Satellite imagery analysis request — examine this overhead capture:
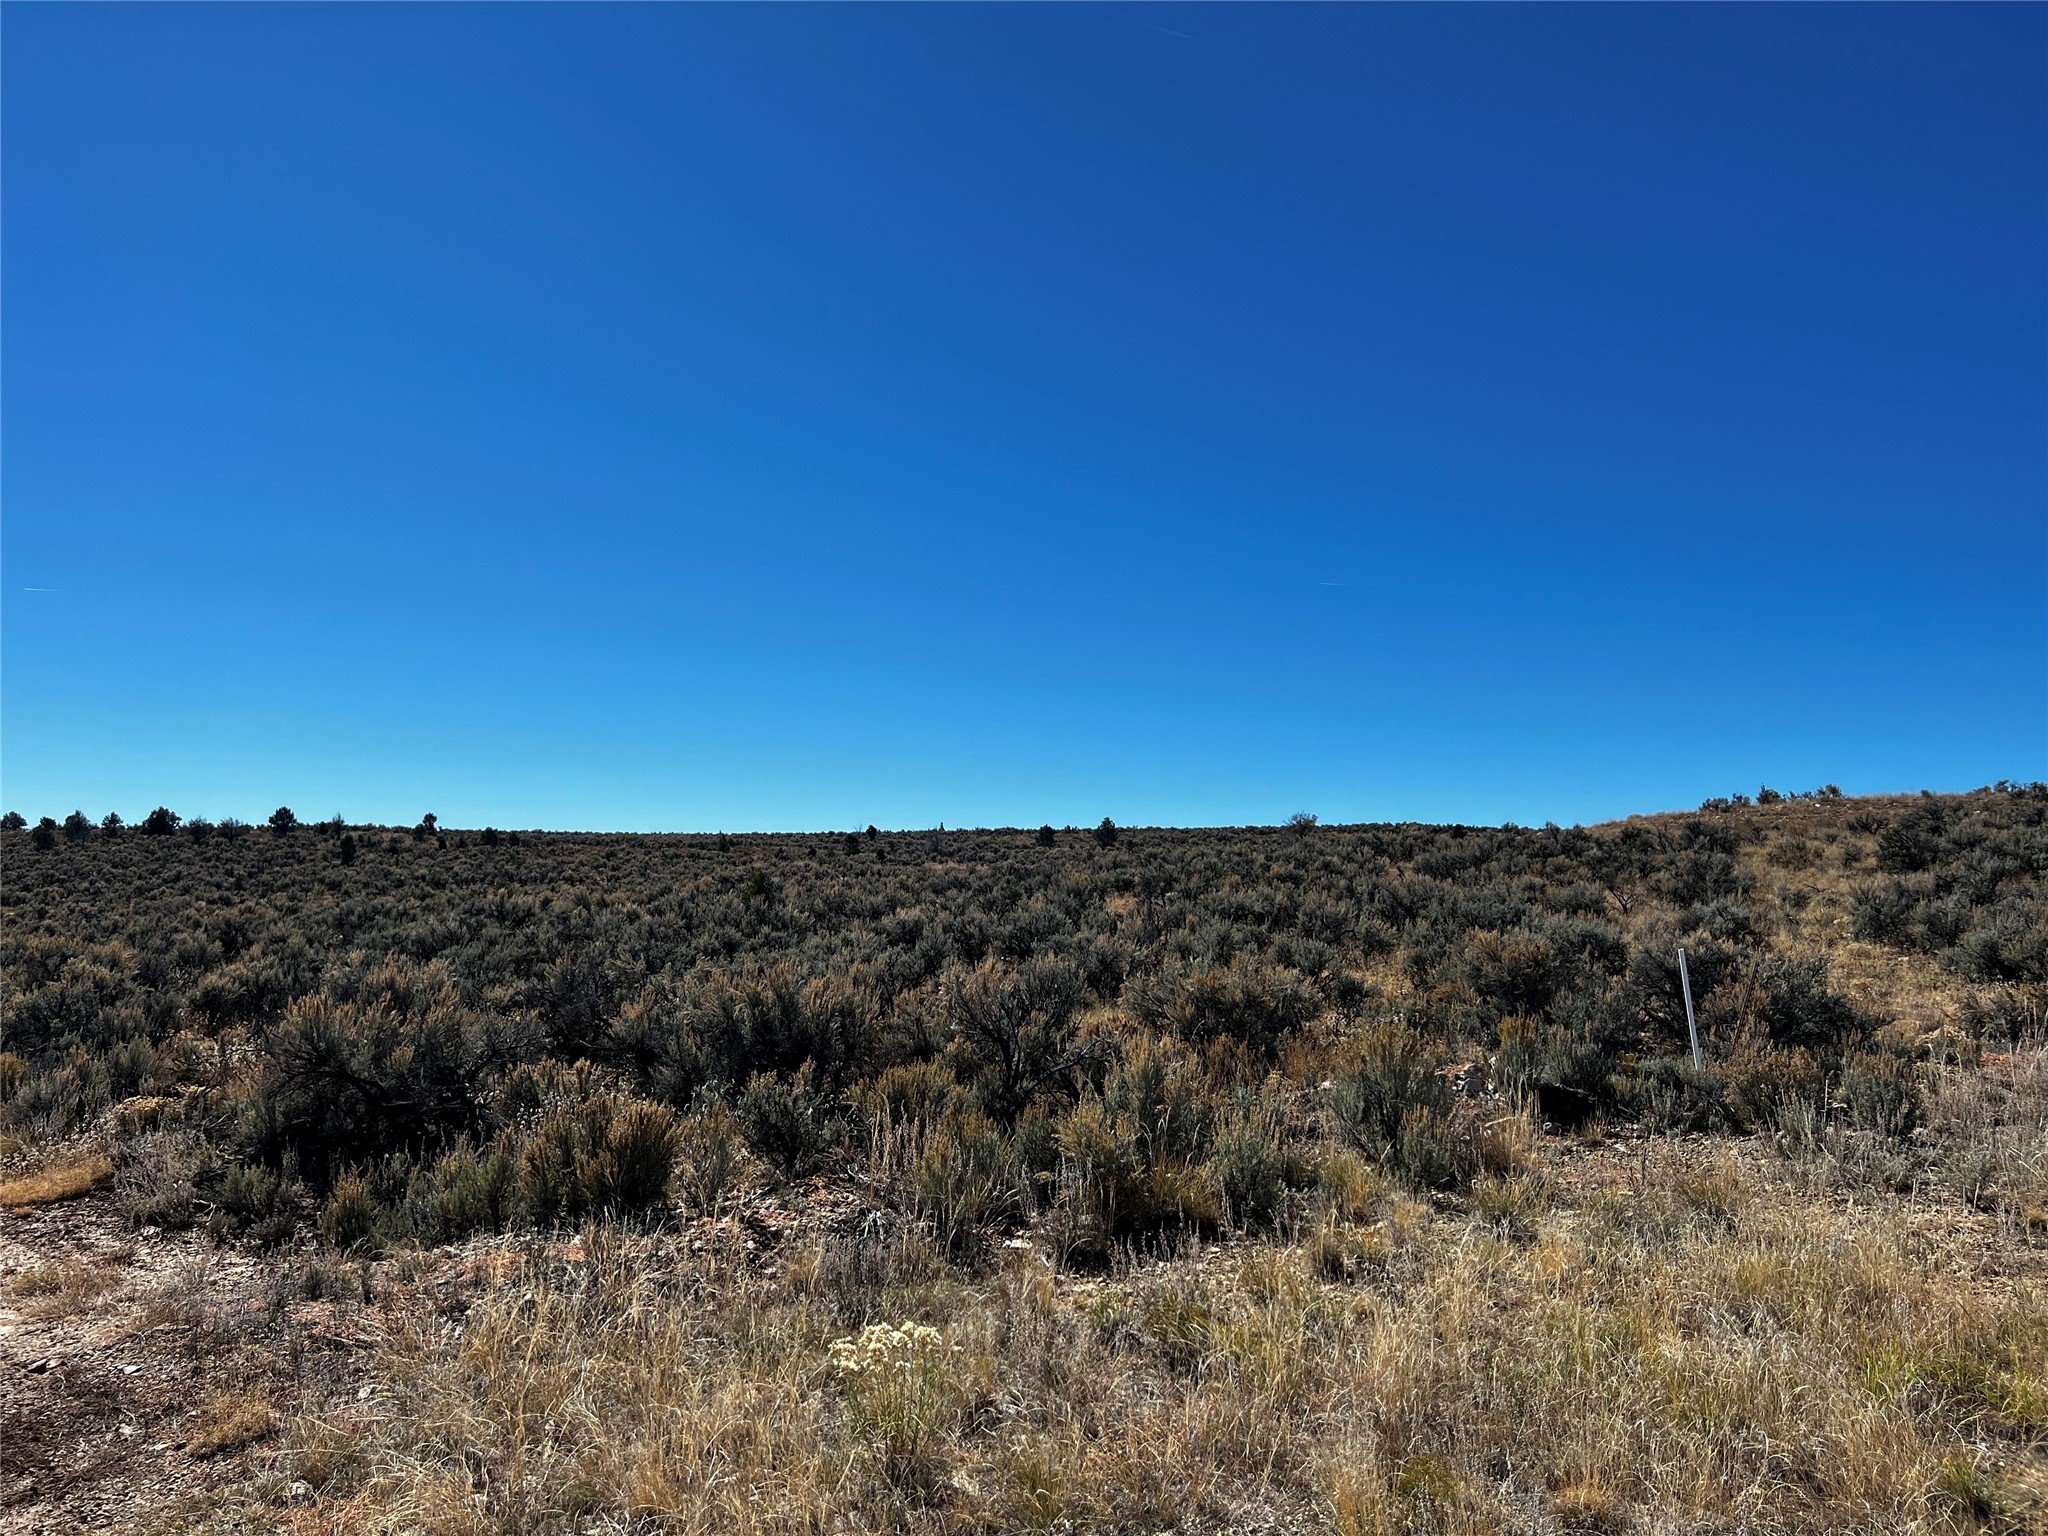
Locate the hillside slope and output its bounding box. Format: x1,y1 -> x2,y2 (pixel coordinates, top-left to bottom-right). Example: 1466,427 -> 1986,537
1,788 -> 2043,1532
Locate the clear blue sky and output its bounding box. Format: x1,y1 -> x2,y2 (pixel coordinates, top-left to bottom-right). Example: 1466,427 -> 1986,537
5,4 -> 2043,832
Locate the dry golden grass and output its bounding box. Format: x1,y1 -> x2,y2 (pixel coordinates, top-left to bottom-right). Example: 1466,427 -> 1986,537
187,1393 -> 280,1459
6,1254 -> 118,1319
0,1150 -> 112,1211
253,1135 -> 2044,1535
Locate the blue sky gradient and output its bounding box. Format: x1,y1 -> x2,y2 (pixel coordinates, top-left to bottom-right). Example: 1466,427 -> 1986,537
5,4 -> 2043,830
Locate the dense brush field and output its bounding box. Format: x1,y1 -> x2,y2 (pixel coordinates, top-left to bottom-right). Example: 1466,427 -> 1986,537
2,788 -> 2044,1533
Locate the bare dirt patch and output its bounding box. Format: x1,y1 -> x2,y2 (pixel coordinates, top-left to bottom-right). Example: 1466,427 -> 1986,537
0,1195 -> 366,1536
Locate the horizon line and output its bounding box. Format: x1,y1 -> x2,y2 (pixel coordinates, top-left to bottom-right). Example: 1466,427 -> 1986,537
11,782 -> 2040,841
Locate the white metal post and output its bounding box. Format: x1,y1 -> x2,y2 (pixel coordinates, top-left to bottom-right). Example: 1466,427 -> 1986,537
1678,947 -> 1703,1070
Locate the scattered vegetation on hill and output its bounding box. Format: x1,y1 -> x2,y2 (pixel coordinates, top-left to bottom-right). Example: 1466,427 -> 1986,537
2,786 -> 2044,1531
3,786 -> 2043,1251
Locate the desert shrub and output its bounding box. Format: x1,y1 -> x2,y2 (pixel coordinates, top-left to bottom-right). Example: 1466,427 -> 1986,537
109,1095 -> 173,1137
736,1064 -> 841,1181
318,1172 -> 384,1254
8,787 -> 2036,1295
209,1161 -> 298,1246
1129,954 -> 1318,1057
914,1110 -> 1015,1255
405,1139 -> 519,1241
1754,955 -> 1875,1053
1718,1041 -> 1827,1131
1658,847 -> 1752,907
851,1060 -> 965,1128
1008,1104 -> 1061,1188
1768,837 -> 1820,870
3,1061 -> 96,1136
103,1036 -> 165,1100
1055,1098 -> 1216,1255
1054,1037 -> 1218,1252
673,1102 -> 747,1215
1951,900 -> 2048,984
1460,927 -> 1582,1019
246,988 -> 493,1185
1389,1105 -> 1471,1190
1206,1089 -> 1289,1229
662,965 -> 877,1103
1840,1050 -> 1923,1139
946,958 -> 1096,1124
1493,1014 -> 1611,1104
1877,809 -> 1944,873
1843,799 -> 2045,984
1328,1020 -> 1449,1159
1328,1021 -> 1479,1189
498,1058 -> 600,1121
574,1095 -> 679,1218
519,1092 -> 679,1226
1051,1099 -> 1142,1253
1632,940 -> 1871,1060
1960,985 -> 2047,1041
1626,1054 -> 1724,1132
113,1130 -> 212,1229
1852,882 -> 1918,946
1099,1033 -> 1212,1171
1768,1090 -> 1834,1163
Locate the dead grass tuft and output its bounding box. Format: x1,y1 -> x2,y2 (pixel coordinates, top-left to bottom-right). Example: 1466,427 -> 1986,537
1550,1474 -> 1627,1532
186,1394 -> 279,1458
0,1151 -> 113,1210
6,1255 -> 118,1319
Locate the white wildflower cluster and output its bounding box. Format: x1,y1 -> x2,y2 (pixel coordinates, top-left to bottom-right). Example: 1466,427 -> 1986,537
827,1321 -> 953,1378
